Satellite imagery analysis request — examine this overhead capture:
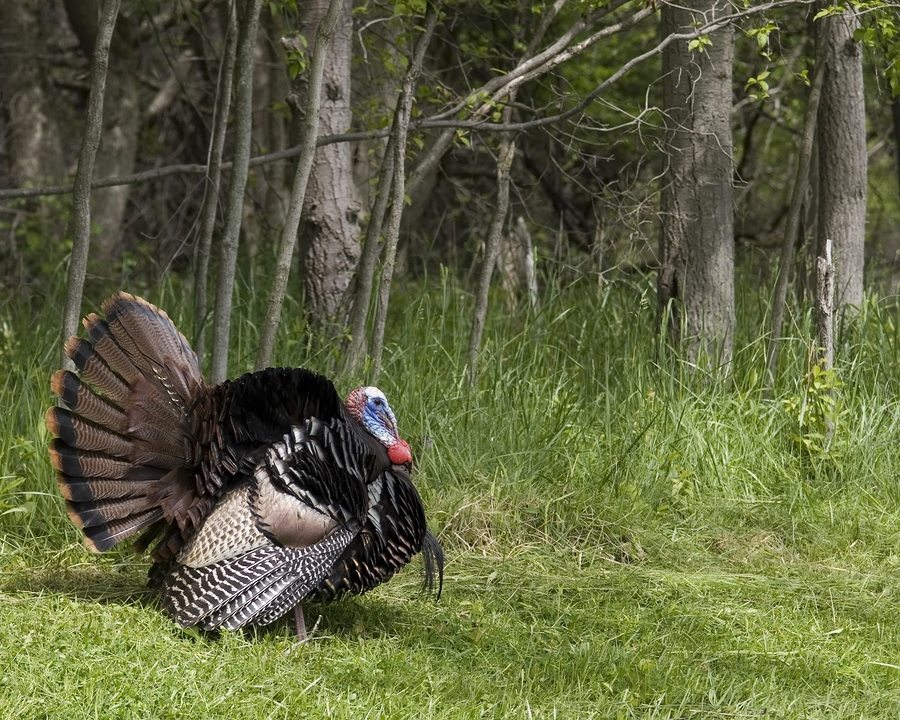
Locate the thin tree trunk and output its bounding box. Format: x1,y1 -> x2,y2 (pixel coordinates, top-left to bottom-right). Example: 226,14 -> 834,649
255,0 -> 344,371
194,2 -> 238,360
499,215 -> 538,310
765,63 -> 825,389
816,5 -> 866,311
467,135 -> 515,384
815,237 -> 835,447
657,0 -> 735,366
262,11 -> 291,237
465,0 -> 559,380
369,2 -> 442,382
517,216 -> 539,309
341,133 -> 395,375
210,0 -> 262,383
60,0 -> 121,369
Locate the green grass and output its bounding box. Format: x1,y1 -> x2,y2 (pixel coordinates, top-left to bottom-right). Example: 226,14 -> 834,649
1,274 -> 900,718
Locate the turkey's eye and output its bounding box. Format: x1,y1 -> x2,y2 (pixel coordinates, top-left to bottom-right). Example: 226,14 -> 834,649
372,397 -> 384,407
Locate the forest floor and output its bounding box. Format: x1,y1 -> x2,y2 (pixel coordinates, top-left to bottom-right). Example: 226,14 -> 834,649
1,278 -> 899,718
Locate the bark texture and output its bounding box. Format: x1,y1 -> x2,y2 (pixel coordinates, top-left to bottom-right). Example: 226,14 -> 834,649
0,2 -> 66,187
255,0 -> 344,371
468,135 -> 515,383
657,0 -> 735,365
816,238 -> 835,447
64,0 -> 140,267
817,8 -> 866,310
293,0 -> 361,328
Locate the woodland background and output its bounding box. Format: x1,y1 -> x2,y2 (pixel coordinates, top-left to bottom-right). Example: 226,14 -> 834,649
1,1 -> 900,718
0,0 -> 897,372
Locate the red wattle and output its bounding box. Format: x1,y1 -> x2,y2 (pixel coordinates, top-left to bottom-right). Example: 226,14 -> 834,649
388,439 -> 412,466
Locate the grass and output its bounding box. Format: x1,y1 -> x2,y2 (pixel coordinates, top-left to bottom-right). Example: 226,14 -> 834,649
1,273 -> 899,718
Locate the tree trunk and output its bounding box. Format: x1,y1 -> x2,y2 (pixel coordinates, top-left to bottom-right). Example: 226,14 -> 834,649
468,135 -> 515,383
657,0 -> 735,366
765,63 -> 825,389
193,2 -> 238,360
64,0 -> 140,268
0,2 -> 65,187
61,0 -> 121,369
255,0 -> 344,371
0,2 -> 67,288
369,2 -> 442,381
261,11 -> 291,238
893,98 -> 900,208
209,0 -> 263,383
340,134 -> 395,375
815,238 -> 835,448
293,0 -> 361,329
816,7 -> 866,311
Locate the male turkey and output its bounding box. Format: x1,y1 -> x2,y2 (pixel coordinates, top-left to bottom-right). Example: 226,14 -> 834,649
45,292 -> 442,637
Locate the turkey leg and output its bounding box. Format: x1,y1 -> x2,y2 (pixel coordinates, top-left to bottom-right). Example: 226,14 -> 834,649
293,602 -> 307,641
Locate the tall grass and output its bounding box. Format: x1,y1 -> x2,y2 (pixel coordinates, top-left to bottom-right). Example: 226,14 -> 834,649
1,274 -> 899,718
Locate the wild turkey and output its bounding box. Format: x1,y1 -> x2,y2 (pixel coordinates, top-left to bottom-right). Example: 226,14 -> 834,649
45,292 -> 442,637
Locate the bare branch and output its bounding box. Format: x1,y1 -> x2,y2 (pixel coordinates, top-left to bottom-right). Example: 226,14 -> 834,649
409,0 -> 567,195
428,0 -> 626,123
484,5 -> 655,109
431,0 -> 816,133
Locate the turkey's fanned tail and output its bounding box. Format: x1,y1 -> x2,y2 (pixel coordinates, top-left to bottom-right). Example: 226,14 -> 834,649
46,292 -> 205,554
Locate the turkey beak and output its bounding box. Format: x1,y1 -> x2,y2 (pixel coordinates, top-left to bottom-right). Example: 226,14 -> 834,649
379,408 -> 399,439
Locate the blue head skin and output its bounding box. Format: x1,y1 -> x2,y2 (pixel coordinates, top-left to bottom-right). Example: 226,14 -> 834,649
345,386 -> 412,465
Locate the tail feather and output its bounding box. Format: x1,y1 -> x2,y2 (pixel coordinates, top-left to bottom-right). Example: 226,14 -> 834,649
129,376 -> 185,427
45,407 -> 133,458
49,440 -> 141,479
71,496 -> 160,528
59,478 -> 152,502
51,370 -> 128,433
82,509 -> 166,552
65,337 -> 130,405
83,314 -> 143,385
102,293 -> 201,404
48,293 -> 206,556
